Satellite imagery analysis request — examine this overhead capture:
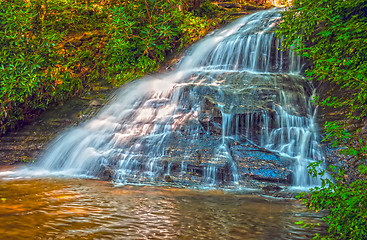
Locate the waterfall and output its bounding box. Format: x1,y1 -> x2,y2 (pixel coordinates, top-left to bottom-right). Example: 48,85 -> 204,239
267,0 -> 292,7
33,8 -> 323,188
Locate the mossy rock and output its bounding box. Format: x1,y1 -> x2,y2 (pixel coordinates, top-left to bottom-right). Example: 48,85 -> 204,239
218,2 -> 242,8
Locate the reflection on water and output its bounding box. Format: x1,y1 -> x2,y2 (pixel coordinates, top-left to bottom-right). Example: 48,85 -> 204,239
0,177 -> 324,239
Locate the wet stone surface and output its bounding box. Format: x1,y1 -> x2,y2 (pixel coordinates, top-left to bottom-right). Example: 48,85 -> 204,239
0,87 -> 115,165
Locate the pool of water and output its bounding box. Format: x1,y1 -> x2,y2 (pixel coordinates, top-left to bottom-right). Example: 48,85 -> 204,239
0,170 -> 324,239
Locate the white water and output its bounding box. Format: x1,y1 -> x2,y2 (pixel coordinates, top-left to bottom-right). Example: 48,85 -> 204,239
29,8 -> 323,188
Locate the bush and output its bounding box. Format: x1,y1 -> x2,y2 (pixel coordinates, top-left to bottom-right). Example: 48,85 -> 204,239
104,0 -> 221,85
0,0 -> 109,133
104,0 -> 183,85
0,0 -> 225,133
0,0 -> 56,132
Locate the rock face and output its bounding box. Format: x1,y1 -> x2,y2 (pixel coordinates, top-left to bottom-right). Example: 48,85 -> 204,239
114,71 -> 313,187
314,77 -> 367,183
33,9 -> 323,189
0,89 -> 113,166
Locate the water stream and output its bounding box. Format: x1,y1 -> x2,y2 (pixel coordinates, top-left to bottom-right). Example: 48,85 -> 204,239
24,8 -> 323,188
0,8 -> 328,239
0,176 -> 325,239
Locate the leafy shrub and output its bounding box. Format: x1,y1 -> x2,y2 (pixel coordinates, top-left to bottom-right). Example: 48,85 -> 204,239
0,0 -> 56,132
1,0 -> 224,133
104,0 -> 222,86
0,0 -> 109,133
104,1 -> 182,85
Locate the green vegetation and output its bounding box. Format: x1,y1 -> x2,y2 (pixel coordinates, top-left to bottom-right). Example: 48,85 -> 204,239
0,0 -> 228,134
278,0 -> 367,239
0,0 -> 109,133
105,0 -> 222,85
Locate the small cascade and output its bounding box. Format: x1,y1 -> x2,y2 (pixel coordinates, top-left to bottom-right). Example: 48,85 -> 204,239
32,8 -> 324,189
200,11 -> 301,73
221,112 -> 233,145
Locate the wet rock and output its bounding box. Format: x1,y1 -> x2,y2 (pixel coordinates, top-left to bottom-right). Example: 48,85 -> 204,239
229,12 -> 248,16
0,87 -> 114,165
243,3 -> 266,10
89,99 -> 103,107
231,144 -> 293,183
251,169 -> 292,184
262,185 -> 282,192
218,2 -> 242,8
99,165 -> 115,181
164,175 -> 174,182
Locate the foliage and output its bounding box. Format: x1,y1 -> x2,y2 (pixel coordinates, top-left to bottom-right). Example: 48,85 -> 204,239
104,0 -> 222,85
0,0 -> 57,133
193,0 -> 221,18
0,0 -> 227,133
104,0 -> 182,84
296,162 -> 367,239
277,0 -> 367,239
1,0 -> 110,134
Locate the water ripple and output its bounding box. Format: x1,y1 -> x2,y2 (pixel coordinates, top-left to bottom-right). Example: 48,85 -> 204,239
0,178 -> 325,239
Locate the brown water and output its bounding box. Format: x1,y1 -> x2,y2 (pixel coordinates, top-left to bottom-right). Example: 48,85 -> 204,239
0,175 -> 324,240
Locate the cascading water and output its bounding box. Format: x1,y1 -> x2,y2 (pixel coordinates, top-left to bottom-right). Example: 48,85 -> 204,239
32,8 -> 324,188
